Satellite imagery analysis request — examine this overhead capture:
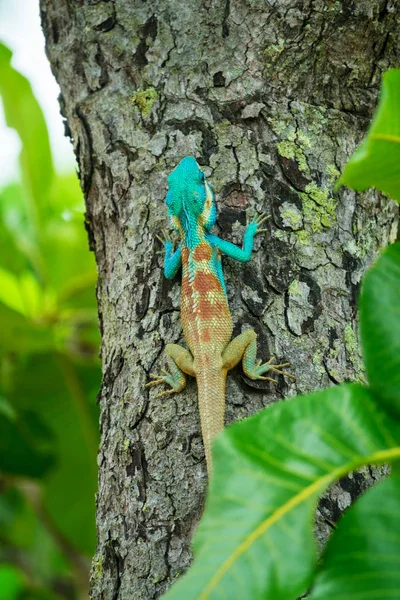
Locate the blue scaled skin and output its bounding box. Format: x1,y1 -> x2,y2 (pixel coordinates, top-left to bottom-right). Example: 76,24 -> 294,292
163,156 -> 264,283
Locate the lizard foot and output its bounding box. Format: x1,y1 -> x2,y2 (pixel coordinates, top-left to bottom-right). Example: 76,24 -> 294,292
246,212 -> 271,235
145,369 -> 185,398
246,356 -> 296,384
155,230 -> 179,254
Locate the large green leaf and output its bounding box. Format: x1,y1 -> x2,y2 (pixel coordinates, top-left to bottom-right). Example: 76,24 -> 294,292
163,385 -> 400,600
309,473 -> 400,599
0,43 -> 54,226
360,243 -> 400,418
338,69 -> 400,202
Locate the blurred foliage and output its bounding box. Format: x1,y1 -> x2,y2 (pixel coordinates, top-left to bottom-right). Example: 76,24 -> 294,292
0,42 -> 100,599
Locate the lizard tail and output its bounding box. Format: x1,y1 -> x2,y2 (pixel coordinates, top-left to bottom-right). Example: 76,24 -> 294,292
196,369 -> 227,474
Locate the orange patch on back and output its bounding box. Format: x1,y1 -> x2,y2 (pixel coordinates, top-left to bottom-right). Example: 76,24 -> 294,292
198,297 -> 227,319
201,327 -> 211,342
194,271 -> 221,293
182,247 -> 189,262
193,243 -> 212,262
181,273 -> 192,295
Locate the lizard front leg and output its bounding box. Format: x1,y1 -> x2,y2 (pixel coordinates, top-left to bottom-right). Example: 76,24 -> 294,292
207,213 -> 270,262
222,329 -> 295,384
146,343 -> 194,397
155,230 -> 182,279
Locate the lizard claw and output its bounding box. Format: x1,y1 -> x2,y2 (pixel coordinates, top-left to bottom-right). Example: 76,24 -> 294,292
254,212 -> 271,235
247,356 -> 296,383
156,229 -> 179,251
257,376 -> 278,384
254,213 -> 271,226
266,358 -> 296,381
246,212 -> 271,230
145,376 -> 166,387
156,389 -> 176,398
145,368 -> 185,397
155,230 -> 171,245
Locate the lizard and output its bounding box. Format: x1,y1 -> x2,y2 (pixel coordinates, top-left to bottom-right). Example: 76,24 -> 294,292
147,156 -> 295,473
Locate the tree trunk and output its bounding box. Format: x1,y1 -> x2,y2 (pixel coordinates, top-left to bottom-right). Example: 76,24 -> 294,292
40,1 -> 398,598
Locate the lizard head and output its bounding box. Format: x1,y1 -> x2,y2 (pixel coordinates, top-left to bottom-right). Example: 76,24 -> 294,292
166,156 -> 216,238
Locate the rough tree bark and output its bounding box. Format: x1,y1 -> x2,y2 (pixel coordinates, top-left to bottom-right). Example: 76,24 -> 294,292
40,1 -> 398,598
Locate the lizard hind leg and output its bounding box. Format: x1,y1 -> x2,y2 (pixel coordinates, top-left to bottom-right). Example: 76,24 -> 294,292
146,343 -> 194,398
222,329 -> 295,384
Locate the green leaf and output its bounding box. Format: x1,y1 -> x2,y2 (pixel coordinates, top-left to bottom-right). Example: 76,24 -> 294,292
309,473 -> 400,599
360,243 -> 400,418
50,171 -> 83,212
0,43 -> 54,226
11,353 -> 100,554
38,173 -> 98,305
0,394 -> 17,420
0,267 -> 27,314
0,565 -> 25,600
163,385 -> 400,600
0,485 -> 70,587
0,404 -> 55,478
42,216 -> 97,297
0,185 -> 31,275
0,303 -> 55,354
0,267 -> 44,318
338,69 -> 400,202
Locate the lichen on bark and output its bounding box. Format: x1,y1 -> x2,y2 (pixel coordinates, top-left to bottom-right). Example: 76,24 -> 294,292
40,0 -> 399,598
